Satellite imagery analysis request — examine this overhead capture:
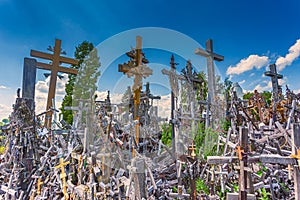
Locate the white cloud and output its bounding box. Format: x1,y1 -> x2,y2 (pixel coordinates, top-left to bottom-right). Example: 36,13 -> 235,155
239,80 -> 246,85
95,91 -> 123,104
226,55 -> 269,75
253,81 -> 272,92
0,103 -> 12,120
0,85 -> 7,89
276,39 -> 300,71
35,74 -> 68,115
156,94 -> 171,119
253,77 -> 286,92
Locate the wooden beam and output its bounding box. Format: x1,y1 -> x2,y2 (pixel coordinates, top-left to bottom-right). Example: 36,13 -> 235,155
30,50 -> 53,60
36,62 -> 78,75
259,154 -> 297,165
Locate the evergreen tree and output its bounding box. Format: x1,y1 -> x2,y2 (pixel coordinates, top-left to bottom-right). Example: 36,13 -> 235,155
61,41 -> 95,125
73,47 -> 101,101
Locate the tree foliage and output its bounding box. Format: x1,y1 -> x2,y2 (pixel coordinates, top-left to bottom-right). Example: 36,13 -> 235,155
61,41 -> 95,125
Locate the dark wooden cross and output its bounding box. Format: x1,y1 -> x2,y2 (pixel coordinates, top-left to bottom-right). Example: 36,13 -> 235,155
264,64 -> 283,102
30,39 -> 78,128
195,39 -> 224,102
162,55 -> 185,156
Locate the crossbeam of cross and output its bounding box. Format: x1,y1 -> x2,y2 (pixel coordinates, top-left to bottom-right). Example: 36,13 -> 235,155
30,39 -> 78,128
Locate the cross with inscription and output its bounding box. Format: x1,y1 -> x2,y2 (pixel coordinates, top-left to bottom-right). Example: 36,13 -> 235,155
30,39 -> 78,128
195,39 -> 224,102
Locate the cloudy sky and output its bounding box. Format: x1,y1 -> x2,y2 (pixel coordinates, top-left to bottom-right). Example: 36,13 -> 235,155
0,0 -> 299,120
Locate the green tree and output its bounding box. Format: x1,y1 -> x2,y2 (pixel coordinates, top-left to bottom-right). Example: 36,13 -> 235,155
262,91 -> 272,106
243,92 -> 254,100
161,123 -> 172,147
73,47 -> 101,101
61,41 -> 95,125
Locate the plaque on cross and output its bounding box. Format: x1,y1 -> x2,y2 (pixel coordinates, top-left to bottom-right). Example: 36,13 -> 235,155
30,39 -> 78,129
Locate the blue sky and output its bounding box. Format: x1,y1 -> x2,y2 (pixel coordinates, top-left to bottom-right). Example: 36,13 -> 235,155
0,0 -> 299,119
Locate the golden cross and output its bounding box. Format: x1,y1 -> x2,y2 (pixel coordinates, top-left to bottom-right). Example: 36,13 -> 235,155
55,158 -> 70,199
30,39 -> 78,129
235,146 -> 244,160
37,178 -> 43,195
188,141 -> 197,159
290,149 -> 300,169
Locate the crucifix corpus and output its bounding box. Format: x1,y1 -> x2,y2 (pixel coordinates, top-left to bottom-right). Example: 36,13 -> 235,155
118,36 -> 152,157
195,39 -> 224,103
30,39 -> 78,129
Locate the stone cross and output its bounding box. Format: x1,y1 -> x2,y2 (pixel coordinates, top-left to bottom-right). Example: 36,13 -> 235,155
195,39 -> 224,102
30,39 -> 78,128
264,64 -> 283,102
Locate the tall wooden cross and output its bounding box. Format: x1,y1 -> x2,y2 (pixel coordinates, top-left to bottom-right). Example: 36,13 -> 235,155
30,39 -> 78,128
264,64 -> 283,102
195,39 -> 224,102
118,36 -> 152,157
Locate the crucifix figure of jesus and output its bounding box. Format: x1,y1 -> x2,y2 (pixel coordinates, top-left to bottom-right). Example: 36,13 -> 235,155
30,39 -> 78,128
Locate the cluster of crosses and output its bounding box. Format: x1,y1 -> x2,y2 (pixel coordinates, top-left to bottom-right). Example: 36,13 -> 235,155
2,34 -> 300,200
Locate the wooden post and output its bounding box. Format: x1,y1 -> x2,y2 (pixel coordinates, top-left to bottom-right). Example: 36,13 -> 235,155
195,39 -> 224,102
292,123 -> 300,200
239,126 -> 248,200
30,39 -> 78,128
22,58 -> 37,99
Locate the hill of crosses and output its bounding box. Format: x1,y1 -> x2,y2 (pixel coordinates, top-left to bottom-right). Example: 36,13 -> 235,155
1,37 -> 300,200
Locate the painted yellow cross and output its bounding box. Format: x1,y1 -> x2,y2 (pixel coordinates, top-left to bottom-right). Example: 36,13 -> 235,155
235,146 -> 244,160
55,158 -> 70,200
290,149 -> 300,169
37,178 -> 43,195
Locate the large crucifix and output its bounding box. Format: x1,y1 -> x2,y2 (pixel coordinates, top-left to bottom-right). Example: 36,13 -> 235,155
195,39 -> 224,102
118,36 -> 152,157
30,39 -> 78,128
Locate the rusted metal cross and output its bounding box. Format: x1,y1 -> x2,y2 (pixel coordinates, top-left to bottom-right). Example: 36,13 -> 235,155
30,39 -> 78,129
